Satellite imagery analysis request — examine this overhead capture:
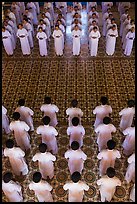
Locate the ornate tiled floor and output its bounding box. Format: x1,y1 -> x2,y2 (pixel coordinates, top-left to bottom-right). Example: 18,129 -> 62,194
2,4 -> 135,202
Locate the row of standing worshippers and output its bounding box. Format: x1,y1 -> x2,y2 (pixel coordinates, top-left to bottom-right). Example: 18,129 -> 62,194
2,2 -> 135,57
2,96 -> 135,202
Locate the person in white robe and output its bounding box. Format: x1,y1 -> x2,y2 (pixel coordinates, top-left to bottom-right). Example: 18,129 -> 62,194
93,96 -> 112,128
71,19 -> 82,31
36,116 -> 58,154
88,20 -> 99,33
97,139 -> 121,176
17,24 -> 31,55
119,99 -> 135,131
88,13 -> 99,26
73,2 -> 83,11
125,153 -> 135,183
87,2 -> 97,13
10,112 -> 31,152
63,171 -> 89,202
4,139 -> 29,176
71,6 -> 81,17
118,2 -> 131,16
106,18 -> 118,32
29,172 -> 53,202
26,2 -> 38,25
11,2 -> 22,25
2,172 -> 23,202
88,7 -> 99,19
67,117 -> 85,147
119,9 -> 129,37
73,13 -> 82,24
102,2 -> 113,14
5,16 -> 17,40
2,27 -> 14,56
34,2 -> 40,14
56,13 -> 66,27
95,117 -> 116,151
97,167 -> 121,202
102,8 -> 112,36
23,18 -> 34,49
65,141 -> 87,175
16,2 -> 25,15
44,8 -> 52,26
2,105 -> 11,134
72,25 -> 82,56
130,184 -> 135,202
122,20 -> 135,49
6,9 -> 17,25
44,2 -> 54,27
106,25 -> 118,55
23,8 -> 34,36
121,15 -> 131,43
36,27 -> 48,56
15,98 -> 34,131
41,13 -> 51,41
57,19 -> 65,49
3,21 -> 16,50
56,2 -> 68,19
40,96 -> 59,127
89,26 -> 101,56
124,27 -> 135,56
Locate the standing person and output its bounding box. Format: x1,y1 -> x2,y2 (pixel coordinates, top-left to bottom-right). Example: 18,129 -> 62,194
2,27 -> 14,56
63,171 -> 89,202
29,172 -> 53,202
2,105 -> 11,134
57,19 -> 65,49
97,167 -> 121,202
36,27 -> 48,56
3,139 -> 29,176
15,99 -> 34,131
23,18 -> 34,49
34,2 -> 40,15
119,99 -> 135,131
97,139 -> 121,176
106,25 -> 118,56
89,26 -> 101,56
67,117 -> 85,147
2,172 -> 23,202
36,116 -> 58,154
72,25 -> 82,56
52,24 -> 64,56
23,8 -> 34,36
11,2 -> 22,25
9,112 -> 31,152
95,117 -> 116,151
26,2 -> 38,25
6,9 -> 17,25
93,96 -> 112,129
64,141 -> 87,175
32,143 -> 56,179
40,96 -> 59,127
125,153 -> 135,183
102,8 -> 112,37
124,27 -> 135,56
119,9 -> 129,37
16,23 -> 31,55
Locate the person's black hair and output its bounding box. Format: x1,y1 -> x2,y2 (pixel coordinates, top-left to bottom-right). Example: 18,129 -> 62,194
3,172 -> 13,183
106,167 -> 115,178
130,19 -> 134,24
44,96 -> 51,104
112,24 -> 116,28
2,26 -> 5,30
71,171 -> 81,183
40,19 -> 44,23
111,18 -> 115,22
74,6 -> 78,9
23,18 -> 28,22
42,116 -> 50,125
127,99 -> 135,107
92,12 -> 96,16
6,139 -> 14,148
71,141 -> 79,150
33,172 -> 42,183
92,20 -> 96,23
107,139 -> 116,150
18,98 -> 25,106
38,26 -> 43,30
71,99 -> 78,107
39,143 -> 47,153
12,112 -> 20,120
72,117 -> 79,126
91,6 -> 96,9
100,96 -> 108,105
103,116 -> 111,124
125,9 -> 129,13
93,26 -> 98,30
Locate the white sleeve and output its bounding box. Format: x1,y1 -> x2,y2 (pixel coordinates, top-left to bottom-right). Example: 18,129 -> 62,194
27,107 -> 34,116
115,150 -> 121,159
93,107 -> 97,114
2,106 -> 7,114
97,179 -> 102,186
67,127 -> 71,135
36,126 -> 41,134
32,154 -> 39,162
44,182 -> 53,191
9,122 -> 14,131
81,152 -> 87,160
81,183 -> 89,191
24,122 -> 30,131
64,150 -> 70,159
53,128 -> 58,136
97,152 -> 103,160
63,183 -> 70,191
128,154 -> 135,164
50,154 -> 56,161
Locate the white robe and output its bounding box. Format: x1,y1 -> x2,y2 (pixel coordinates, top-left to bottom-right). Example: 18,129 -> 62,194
26,2 -> 38,25
130,184 -> 135,202
63,181 -> 89,202
106,28 -> 118,55
102,12 -> 112,36
120,13 -> 128,37
17,2 -> 25,15
66,107 -> 83,126
32,152 -> 56,179
93,105 -> 112,128
36,125 -> 58,154
4,147 -> 28,176
97,175 -> 121,202
89,30 -> 101,56
40,104 -> 59,127
72,29 -> 82,55
2,180 -> 23,202
5,25 -> 16,50
2,105 -> 11,134
87,2 -> 97,13
34,2 -> 40,14
67,125 -> 85,147
52,30 -> 64,56
95,124 -> 116,151
23,22 -> 34,48
11,3 -> 22,25
121,20 -> 131,43
8,11 -> 16,25
44,2 -> 54,26
36,31 -> 48,56
124,31 -> 135,56
29,181 -> 53,202
102,2 -> 113,13
97,149 -> 121,176
122,127 -> 135,156
10,120 -> 31,152
65,149 -> 87,174
119,107 -> 135,131
16,28 -> 31,55
125,153 -> 135,183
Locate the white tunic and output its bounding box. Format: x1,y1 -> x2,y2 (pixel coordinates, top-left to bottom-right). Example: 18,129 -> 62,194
72,29 -> 82,55
32,152 -> 56,179
2,105 -> 11,134
52,30 -> 64,56
34,2 -> 40,14
29,181 -> 53,202
97,175 -> 121,202
119,107 -> 135,131
124,31 -> 135,56
10,120 -> 31,151
23,22 -> 34,48
122,127 -> 135,156
66,107 -> 83,126
26,2 -> 38,25
5,25 -> 16,50
63,181 -> 89,202
8,11 -> 16,25
125,153 -> 135,183
97,149 -> 121,176
36,31 -> 48,56
102,12 -> 112,36
11,3 -> 22,25
89,30 -> 101,56
120,13 -> 128,37
95,124 -> 116,151
106,28 -> 118,55
65,149 -> 87,174
2,180 -> 23,202
93,105 -> 112,128
15,106 -> 34,131
36,125 -> 58,154
17,28 -> 31,55
4,147 -> 28,176
130,184 -> 135,202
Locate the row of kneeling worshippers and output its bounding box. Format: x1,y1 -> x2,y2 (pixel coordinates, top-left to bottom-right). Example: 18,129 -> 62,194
2,2 -> 135,57
2,96 -> 135,202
